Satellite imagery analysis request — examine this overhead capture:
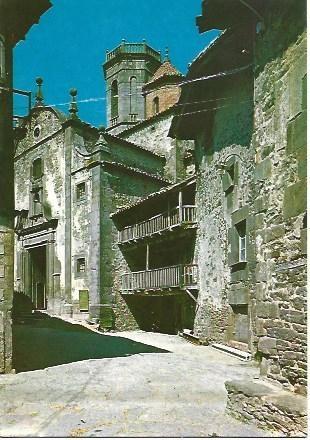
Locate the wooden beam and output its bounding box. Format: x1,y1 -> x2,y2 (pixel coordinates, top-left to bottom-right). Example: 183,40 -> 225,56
146,243 -> 150,271
178,191 -> 183,222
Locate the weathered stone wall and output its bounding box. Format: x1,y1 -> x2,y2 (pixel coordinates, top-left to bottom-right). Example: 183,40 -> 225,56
145,85 -> 181,119
106,136 -> 166,177
14,109 -> 68,316
120,112 -> 195,182
107,169 -> 165,330
252,5 -> 307,393
226,379 -> 307,436
70,166 -> 91,320
0,227 -> 13,373
193,1 -> 307,394
193,69 -> 255,345
0,21 -> 14,374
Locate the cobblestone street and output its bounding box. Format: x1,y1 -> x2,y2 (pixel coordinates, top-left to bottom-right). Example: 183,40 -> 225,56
0,330 -> 272,437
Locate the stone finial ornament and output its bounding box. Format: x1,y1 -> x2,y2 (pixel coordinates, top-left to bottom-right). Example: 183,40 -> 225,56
164,47 -> 170,62
35,77 -> 44,106
96,125 -> 110,154
69,88 -> 78,119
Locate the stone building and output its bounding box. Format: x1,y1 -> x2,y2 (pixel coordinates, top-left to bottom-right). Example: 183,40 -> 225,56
169,0 -> 307,429
104,41 -> 194,182
143,50 -> 184,119
111,175 -> 198,334
0,0 -> 52,374
14,42 -> 194,331
14,85 -> 170,329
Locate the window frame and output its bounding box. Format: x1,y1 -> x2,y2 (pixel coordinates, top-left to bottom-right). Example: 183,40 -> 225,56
76,181 -> 86,202
32,157 -> 43,180
228,206 -> 249,271
111,80 -> 119,119
153,96 -> 159,115
76,257 -> 86,277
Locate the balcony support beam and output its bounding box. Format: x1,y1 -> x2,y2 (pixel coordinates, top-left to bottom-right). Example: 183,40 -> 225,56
178,191 -> 183,223
146,243 -> 150,271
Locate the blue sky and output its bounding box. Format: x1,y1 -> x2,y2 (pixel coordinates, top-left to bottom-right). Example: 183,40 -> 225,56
14,0 -> 219,127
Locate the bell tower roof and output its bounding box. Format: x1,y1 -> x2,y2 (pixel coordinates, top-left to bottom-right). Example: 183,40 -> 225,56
103,40 -> 161,78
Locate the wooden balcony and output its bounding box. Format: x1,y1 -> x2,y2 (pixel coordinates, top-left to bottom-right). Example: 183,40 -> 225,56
121,264 -> 198,293
110,116 -> 119,127
118,205 -> 197,244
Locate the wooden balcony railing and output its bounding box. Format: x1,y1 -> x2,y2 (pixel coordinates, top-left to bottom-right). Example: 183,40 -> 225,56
118,205 -> 197,243
121,264 -> 198,292
129,113 -> 138,122
110,116 -> 119,127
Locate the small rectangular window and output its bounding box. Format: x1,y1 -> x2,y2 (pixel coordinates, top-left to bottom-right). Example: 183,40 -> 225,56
77,258 -> 86,273
76,182 -> 86,200
236,220 -> 246,263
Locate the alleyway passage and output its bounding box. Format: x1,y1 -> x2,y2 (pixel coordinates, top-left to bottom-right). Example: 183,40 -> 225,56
0,329 -> 274,437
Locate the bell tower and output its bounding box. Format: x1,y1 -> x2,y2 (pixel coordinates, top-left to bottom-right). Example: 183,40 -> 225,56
103,39 -> 162,134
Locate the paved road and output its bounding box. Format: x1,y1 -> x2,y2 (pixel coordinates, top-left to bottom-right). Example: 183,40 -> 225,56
0,330 -> 273,437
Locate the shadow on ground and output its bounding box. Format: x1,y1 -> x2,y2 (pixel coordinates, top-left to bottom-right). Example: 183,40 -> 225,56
12,313 -> 169,373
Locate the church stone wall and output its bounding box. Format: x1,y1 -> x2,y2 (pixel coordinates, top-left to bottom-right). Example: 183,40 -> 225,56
14,112 -> 68,316
145,84 -> 181,119
121,113 -> 195,182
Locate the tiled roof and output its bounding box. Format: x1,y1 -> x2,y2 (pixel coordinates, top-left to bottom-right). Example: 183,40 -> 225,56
145,60 -> 183,87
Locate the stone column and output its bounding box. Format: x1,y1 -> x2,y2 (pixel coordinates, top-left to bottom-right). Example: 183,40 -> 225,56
0,5 -> 14,373
88,164 -> 115,329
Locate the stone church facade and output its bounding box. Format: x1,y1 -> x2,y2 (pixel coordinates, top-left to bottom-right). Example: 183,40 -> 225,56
14,44 -> 194,331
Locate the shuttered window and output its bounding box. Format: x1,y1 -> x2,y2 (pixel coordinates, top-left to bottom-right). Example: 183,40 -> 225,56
228,227 -> 240,266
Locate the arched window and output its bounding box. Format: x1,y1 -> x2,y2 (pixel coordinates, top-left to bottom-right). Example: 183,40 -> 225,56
129,76 -> 137,115
0,36 -> 5,80
153,96 -> 159,115
111,80 -> 119,119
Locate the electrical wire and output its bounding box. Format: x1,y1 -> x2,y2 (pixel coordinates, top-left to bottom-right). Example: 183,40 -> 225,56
173,99 -> 252,117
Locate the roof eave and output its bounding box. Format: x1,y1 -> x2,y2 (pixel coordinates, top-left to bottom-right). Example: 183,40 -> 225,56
8,0 -> 52,46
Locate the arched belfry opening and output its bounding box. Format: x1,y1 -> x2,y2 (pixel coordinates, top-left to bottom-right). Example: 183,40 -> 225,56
153,96 -> 159,115
104,40 -> 162,133
111,80 -> 119,119
129,76 -> 137,116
